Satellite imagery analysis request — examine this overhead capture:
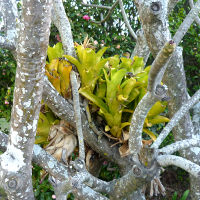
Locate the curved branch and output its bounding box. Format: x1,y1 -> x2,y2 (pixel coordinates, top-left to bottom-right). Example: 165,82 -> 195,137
152,89 -> 200,149
159,139 -> 200,155
91,0 -> 119,24
118,0 -> 137,40
173,0 -> 200,45
129,92 -> 157,158
147,40 -> 176,93
52,0 -> 76,57
157,155 -> 200,177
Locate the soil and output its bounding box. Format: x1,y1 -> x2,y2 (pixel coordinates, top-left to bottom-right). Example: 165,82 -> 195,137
146,167 -> 190,200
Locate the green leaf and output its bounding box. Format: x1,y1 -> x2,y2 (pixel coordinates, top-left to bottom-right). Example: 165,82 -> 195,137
121,122 -> 130,129
94,58 -> 108,73
36,113 -> 51,143
95,80 -> 107,98
147,101 -> 167,118
79,88 -> 109,113
131,56 -> 144,74
148,115 -> 170,125
64,55 -> 82,75
172,192 -> 178,200
76,45 -> 85,63
47,43 -> 64,62
96,47 -> 108,62
180,190 -> 190,200
108,55 -> 120,68
106,68 -> 127,101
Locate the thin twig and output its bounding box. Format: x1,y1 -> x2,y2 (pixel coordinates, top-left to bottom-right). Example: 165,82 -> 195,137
81,3 -> 111,10
91,0 -> 119,24
70,71 -> 85,160
152,89 -> 200,149
118,0 -> 137,40
173,0 -> 200,45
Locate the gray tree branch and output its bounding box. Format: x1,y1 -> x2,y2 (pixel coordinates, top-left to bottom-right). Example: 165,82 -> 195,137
159,139 -> 200,155
157,155 -> 200,177
118,0 -> 137,40
0,0 -> 53,199
91,0 -> 119,24
173,0 -> 200,45
52,0 -> 76,57
70,71 -> 85,160
189,0 -> 200,26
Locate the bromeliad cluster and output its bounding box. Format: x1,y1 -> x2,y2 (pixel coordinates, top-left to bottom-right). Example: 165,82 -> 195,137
64,40 -> 169,141
36,40 -> 170,160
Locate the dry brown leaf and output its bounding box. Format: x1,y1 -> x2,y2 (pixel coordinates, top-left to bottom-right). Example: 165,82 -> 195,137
119,143 -> 130,157
122,131 -> 129,142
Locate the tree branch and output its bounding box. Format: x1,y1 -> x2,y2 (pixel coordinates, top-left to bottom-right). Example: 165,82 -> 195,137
0,36 -> 15,50
0,0 -> 53,198
108,163 -> 158,199
91,0 -> 119,24
52,0 -> 76,57
118,0 -> 137,40
81,2 -> 111,10
173,0 -> 200,45
147,40 -> 176,93
131,29 -> 150,65
152,89 -> 200,149
129,92 -> 157,158
0,0 -> 18,51
159,139 -> 200,155
70,71 -> 85,160
42,77 -> 131,171
189,0 -> 200,26
157,155 -> 200,177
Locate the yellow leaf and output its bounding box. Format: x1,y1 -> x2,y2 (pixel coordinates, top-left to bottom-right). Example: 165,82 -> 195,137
46,59 -> 59,72
147,101 -> 167,118
143,128 -> 157,141
45,71 -> 61,93
148,115 -> 170,125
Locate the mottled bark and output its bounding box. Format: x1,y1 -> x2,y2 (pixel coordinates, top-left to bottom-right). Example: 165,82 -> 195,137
131,29 -> 150,65
52,0 -> 76,57
0,0 -> 53,199
136,0 -> 200,198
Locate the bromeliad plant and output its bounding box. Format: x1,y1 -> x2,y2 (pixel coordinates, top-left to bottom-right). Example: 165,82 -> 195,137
37,41 -> 169,144
65,43 -> 169,139
64,44 -> 108,93
45,42 -> 72,99
36,43 -> 73,145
